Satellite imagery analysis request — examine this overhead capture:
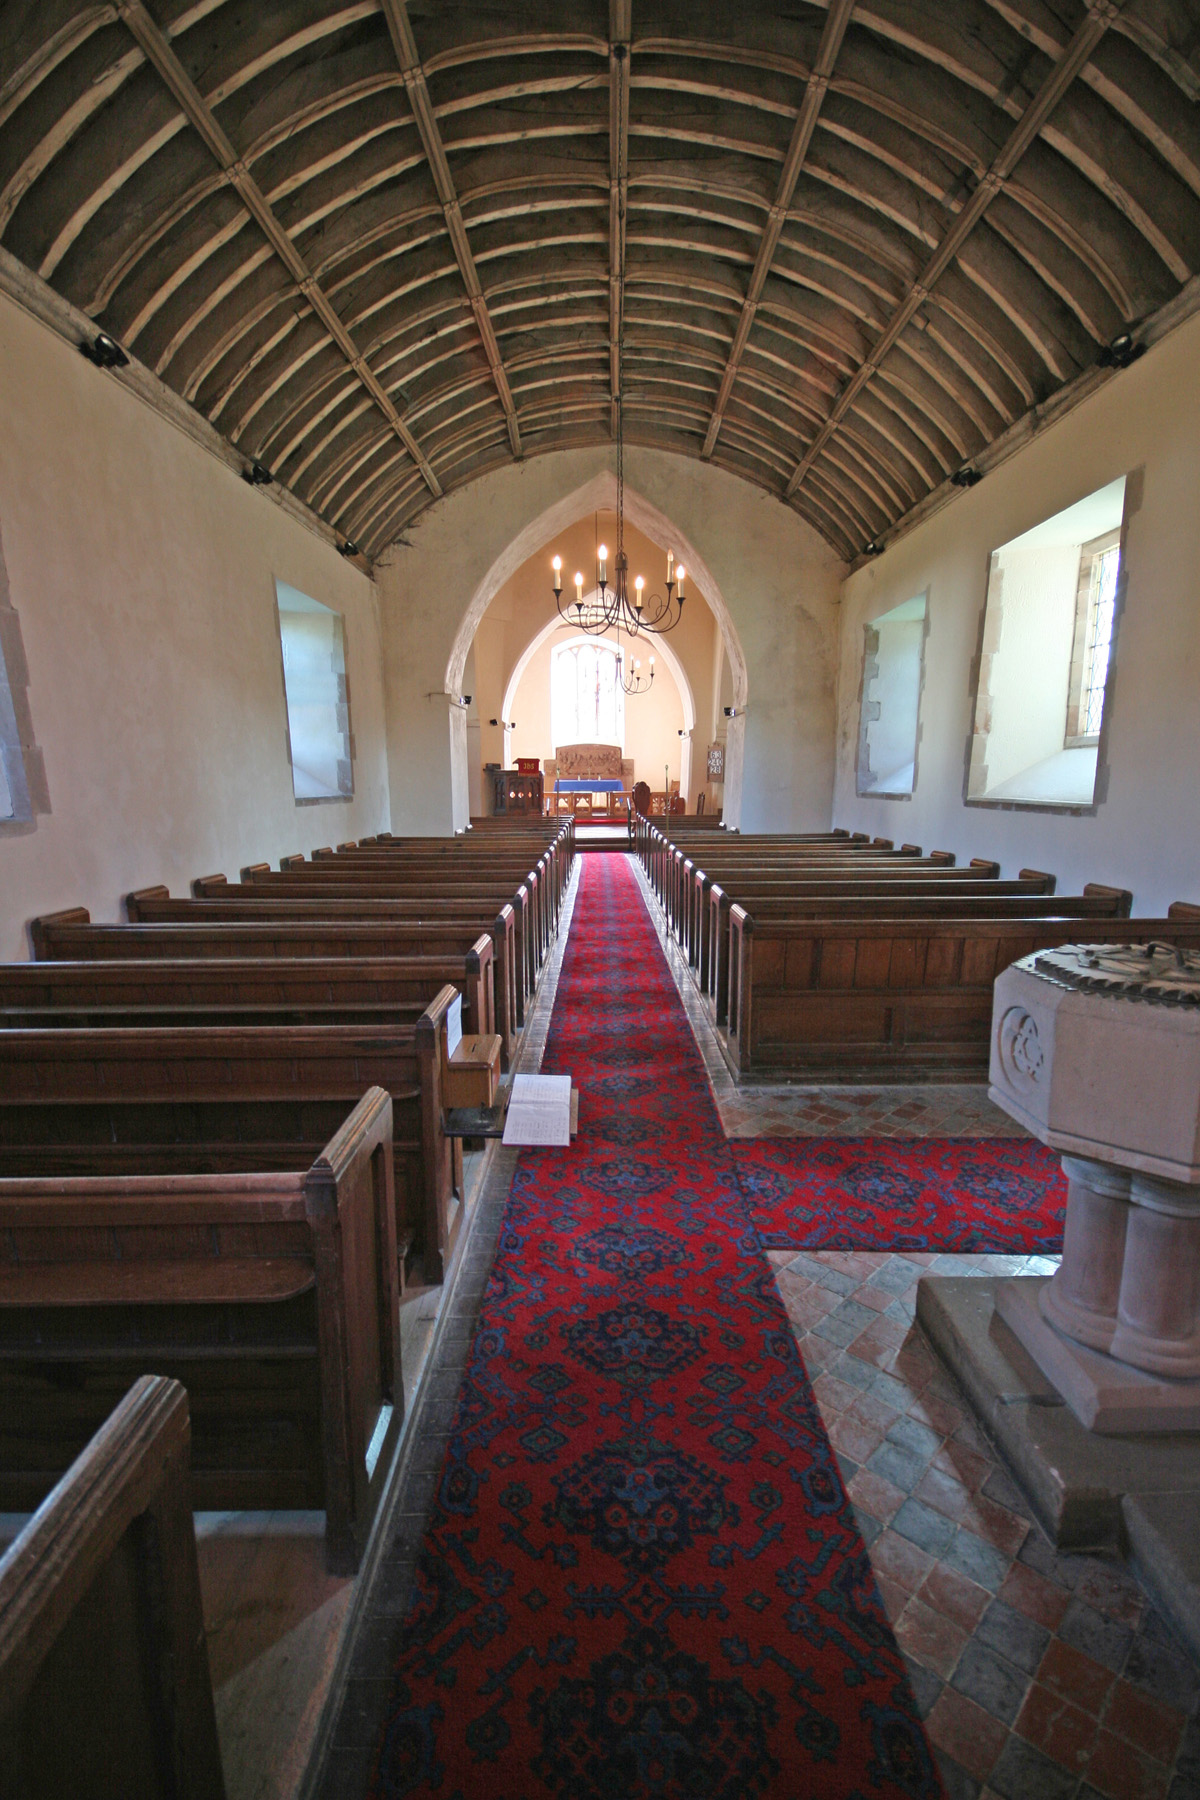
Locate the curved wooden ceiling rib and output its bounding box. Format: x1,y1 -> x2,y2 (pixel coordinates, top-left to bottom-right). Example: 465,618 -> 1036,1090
0,0 -> 1197,564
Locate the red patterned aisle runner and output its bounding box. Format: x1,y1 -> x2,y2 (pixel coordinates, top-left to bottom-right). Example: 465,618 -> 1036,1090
369,855 -> 941,1800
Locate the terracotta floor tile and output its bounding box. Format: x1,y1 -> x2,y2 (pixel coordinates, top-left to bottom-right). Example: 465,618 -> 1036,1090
810,1371 -> 861,1419
871,1527 -> 938,1595
1015,1679 -> 1098,1773
823,1251 -> 886,1279
1085,1726 -> 1171,1800
997,1561 -> 1071,1633
1037,1636 -> 1115,1716
1074,1562 -> 1148,1633
1101,1677 -> 1185,1763
851,1283 -> 897,1314
796,1334 -> 839,1374
894,1333 -> 937,1374
914,1463 -> 972,1523
784,1287 -> 842,1331
933,1440 -> 992,1494
874,1572 -> 910,1626
925,1687 -> 1008,1782
862,1314 -> 911,1351
894,1595 -> 969,1680
830,1411 -> 887,1464
918,1562 -> 991,1634
849,1332 -> 901,1373
847,1467 -> 908,1528
846,1390 -> 903,1435
958,1492 -> 1029,1559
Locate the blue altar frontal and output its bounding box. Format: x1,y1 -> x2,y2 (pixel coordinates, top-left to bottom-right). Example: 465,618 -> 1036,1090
554,778 -> 624,793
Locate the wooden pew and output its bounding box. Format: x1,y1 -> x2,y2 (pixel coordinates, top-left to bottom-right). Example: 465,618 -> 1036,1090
724,909 -> 1200,1080
0,945 -> 496,1044
0,991 -> 461,1286
0,1376 -> 226,1800
303,844 -> 569,930
710,886 -> 1132,1026
0,1090 -> 400,1572
222,861 -> 557,981
125,887 -> 537,1028
681,856 -> 992,972
700,873 -> 1072,1010
328,824 -> 575,907
31,911 -> 518,1066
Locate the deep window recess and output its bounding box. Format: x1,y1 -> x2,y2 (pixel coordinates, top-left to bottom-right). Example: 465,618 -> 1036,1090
0,542 -> 46,831
966,477 -> 1127,809
1065,530 -> 1121,746
275,581 -> 354,802
856,591 -> 927,798
551,638 -> 625,749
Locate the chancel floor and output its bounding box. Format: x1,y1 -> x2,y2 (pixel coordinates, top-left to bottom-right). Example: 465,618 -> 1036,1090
311,855 -> 1200,1800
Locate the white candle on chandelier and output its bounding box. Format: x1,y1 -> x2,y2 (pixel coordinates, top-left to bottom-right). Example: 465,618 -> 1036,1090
552,554 -> 562,594
574,571 -> 584,605
667,548 -> 674,582
649,655 -> 655,670
634,575 -> 644,610
676,565 -> 686,599
597,543 -> 608,584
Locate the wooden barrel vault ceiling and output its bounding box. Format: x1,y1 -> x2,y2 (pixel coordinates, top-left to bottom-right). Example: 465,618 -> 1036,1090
2,0 -> 1199,561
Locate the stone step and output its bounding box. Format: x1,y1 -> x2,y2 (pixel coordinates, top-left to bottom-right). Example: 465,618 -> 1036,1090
916,1274 -> 1200,1550
1123,1492 -> 1200,1662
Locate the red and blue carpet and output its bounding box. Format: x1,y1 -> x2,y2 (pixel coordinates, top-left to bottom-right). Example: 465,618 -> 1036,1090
733,1138 -> 1065,1255
369,855 -> 941,1799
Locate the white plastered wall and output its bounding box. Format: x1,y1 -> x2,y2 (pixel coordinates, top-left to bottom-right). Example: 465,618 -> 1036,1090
0,289 -> 390,957
833,308 -> 1200,915
376,447 -> 843,833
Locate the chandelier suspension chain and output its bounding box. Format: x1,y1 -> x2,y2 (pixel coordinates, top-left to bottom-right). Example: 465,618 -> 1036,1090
549,36 -> 683,683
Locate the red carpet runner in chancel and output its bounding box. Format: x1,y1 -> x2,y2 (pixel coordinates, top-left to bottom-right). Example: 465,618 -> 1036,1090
369,855 -> 941,1800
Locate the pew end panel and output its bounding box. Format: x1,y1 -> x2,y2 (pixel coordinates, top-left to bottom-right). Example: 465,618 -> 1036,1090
416,984 -> 460,1288
29,909 -> 91,960
306,1086 -> 402,1572
125,887 -> 172,919
0,1089 -> 401,1572
725,914 -> 1200,1081
0,1374 -> 226,1800
1083,883 -> 1134,916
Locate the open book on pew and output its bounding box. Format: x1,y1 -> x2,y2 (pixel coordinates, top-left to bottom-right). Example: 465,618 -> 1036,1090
502,1073 -> 573,1146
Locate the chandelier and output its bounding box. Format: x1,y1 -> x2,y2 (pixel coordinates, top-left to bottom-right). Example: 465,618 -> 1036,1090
550,52 -> 685,653
616,642 -> 653,695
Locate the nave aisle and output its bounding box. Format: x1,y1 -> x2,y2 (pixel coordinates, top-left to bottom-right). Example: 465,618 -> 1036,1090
319,856 -> 1200,1800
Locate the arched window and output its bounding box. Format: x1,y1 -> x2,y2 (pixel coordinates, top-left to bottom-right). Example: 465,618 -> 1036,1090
551,639 -> 624,748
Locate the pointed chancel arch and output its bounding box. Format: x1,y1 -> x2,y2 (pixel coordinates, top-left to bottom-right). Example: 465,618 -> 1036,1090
445,472 -> 747,711
444,470 -> 746,823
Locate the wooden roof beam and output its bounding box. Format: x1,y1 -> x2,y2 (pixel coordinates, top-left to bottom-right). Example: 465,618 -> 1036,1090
609,0 -> 631,438
380,0 -> 523,458
785,0 -> 1123,510
112,0 -> 442,499
701,0 -> 856,460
